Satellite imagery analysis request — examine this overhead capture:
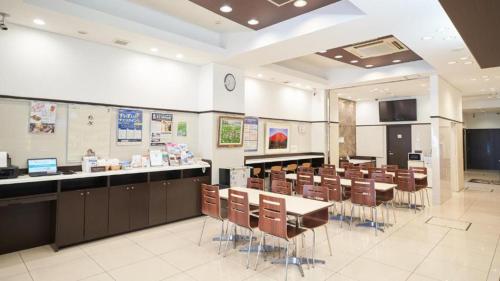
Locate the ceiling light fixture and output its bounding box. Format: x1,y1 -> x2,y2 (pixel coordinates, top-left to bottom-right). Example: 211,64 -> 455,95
150,47 -> 158,52
257,73 -> 263,78
176,53 -> 184,59
392,59 -> 402,63
219,5 -> 232,13
471,78 -> 477,81
334,55 -> 343,59
350,60 -> 359,63
319,50 -> 327,53
33,18 -> 45,25
365,64 -> 374,68
248,19 -> 259,25
421,36 -> 433,40
448,61 -> 457,65
464,61 -> 472,65
460,57 -> 468,60
294,0 -> 308,8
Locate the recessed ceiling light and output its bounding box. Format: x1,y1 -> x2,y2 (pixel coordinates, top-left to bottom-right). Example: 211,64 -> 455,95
176,53 -> 184,59
365,64 -> 374,68
421,36 -> 433,40
257,73 -> 263,78
460,57 -> 468,60
77,30 -> 88,35
219,5 -> 232,13
337,93 -> 343,96
296,83 -> 302,87
348,96 -> 352,99
33,18 -> 45,25
150,47 -> 158,52
480,89 -> 487,92
248,19 -> 259,25
294,0 -> 308,8
448,61 -> 457,65
464,61 -> 472,65
334,55 -> 343,59
482,75 -> 489,79
319,50 -> 327,53
392,59 -> 402,63
350,60 -> 359,63
484,78 -> 490,81
471,78 -> 477,81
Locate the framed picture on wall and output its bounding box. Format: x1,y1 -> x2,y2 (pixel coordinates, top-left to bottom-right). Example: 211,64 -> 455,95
218,116 -> 244,147
265,122 -> 290,154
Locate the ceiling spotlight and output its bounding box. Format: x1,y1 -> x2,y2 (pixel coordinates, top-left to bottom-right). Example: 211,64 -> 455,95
257,73 -> 263,78
471,78 -> 477,81
319,50 -> 327,53
334,55 -> 343,59
365,64 -> 374,68
421,36 -> 433,40
219,5 -> 232,13
464,61 -> 472,65
448,61 -> 457,65
392,59 -> 402,63
176,53 -> 184,59
150,47 -> 158,52
248,19 -> 259,25
294,0 -> 308,7
460,57 -> 468,60
350,60 -> 359,63
33,18 -> 45,26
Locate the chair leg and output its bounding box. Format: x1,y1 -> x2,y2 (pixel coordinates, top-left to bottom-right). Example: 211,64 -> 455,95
223,223 -> 233,257
413,192 -> 417,214
325,225 -> 333,256
198,216 -> 208,246
312,229 -> 316,268
246,231 -> 253,269
218,220 -> 225,255
254,234 -> 265,271
374,208 -> 378,236
420,190 -> 425,209
284,241 -> 290,281
381,205 -> 386,230
349,204 -> 354,230
392,200 -> 397,224
425,188 -> 431,206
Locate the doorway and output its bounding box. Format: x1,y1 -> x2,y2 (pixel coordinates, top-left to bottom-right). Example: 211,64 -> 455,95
466,129 -> 500,170
387,125 -> 412,169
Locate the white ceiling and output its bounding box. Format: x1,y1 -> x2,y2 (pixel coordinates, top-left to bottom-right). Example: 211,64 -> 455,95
0,0 -> 499,100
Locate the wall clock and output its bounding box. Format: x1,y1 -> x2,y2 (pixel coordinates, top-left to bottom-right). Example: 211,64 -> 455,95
224,73 -> 236,92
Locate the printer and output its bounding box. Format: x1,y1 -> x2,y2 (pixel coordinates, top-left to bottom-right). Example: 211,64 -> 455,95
0,152 -> 19,179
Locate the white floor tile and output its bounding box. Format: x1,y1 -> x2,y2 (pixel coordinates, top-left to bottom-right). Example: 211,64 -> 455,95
109,257 -> 180,281
415,258 -> 488,281
87,244 -> 154,270
0,253 -> 27,279
29,256 -> 102,281
340,257 -> 411,281
0,273 -> 33,281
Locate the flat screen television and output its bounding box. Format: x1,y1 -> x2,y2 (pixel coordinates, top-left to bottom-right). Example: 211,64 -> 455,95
379,99 -> 417,122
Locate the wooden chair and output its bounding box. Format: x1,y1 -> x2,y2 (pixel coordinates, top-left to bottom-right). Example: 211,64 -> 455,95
395,169 -> 418,213
283,163 -> 298,173
371,172 -> 396,224
271,180 -> 292,196
296,172 -> 314,195
255,195 -> 307,280
224,189 -> 258,268
322,175 -> 349,227
340,161 -> 352,170
344,169 -> 363,180
271,165 -> 283,172
270,170 -> 286,189
247,177 -> 265,190
382,164 -> 399,173
302,185 -> 333,264
199,184 -> 225,254
297,166 -> 314,173
367,167 -> 385,178
409,166 -> 430,207
359,162 -> 374,170
350,178 -> 384,235
322,164 -> 336,169
252,167 -> 262,178
301,162 -> 312,168
318,167 -> 335,176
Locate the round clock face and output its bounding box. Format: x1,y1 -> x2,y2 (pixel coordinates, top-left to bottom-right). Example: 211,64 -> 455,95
224,73 -> 236,92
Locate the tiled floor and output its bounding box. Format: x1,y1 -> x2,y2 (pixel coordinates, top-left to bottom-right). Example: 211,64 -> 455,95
1,179 -> 500,281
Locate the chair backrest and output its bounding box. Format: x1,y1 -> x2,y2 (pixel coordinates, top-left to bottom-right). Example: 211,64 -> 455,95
409,166 -> 427,175
296,172 -> 314,195
301,162 -> 312,168
252,167 -> 261,177
340,162 -> 353,169
382,164 -> 399,172
297,166 -> 314,173
271,165 -> 282,172
322,164 -> 336,169
201,184 -> 222,220
371,172 -> 393,184
285,163 -> 298,172
351,178 -> 377,207
359,162 -> 374,170
258,194 -> 288,239
227,189 -> 251,229
321,175 -> 343,202
318,167 -> 336,176
345,169 -> 363,180
271,179 -> 292,196
395,169 -> 415,192
302,185 -> 329,226
270,170 -> 286,187
367,167 -> 385,178
247,177 -> 265,190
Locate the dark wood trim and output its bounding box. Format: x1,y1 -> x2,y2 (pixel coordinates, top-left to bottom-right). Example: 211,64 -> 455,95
430,116 -> 464,124
244,152 -> 324,161
356,123 -> 431,127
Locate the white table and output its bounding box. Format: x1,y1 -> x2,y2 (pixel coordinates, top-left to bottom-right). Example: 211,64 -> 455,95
348,159 -> 373,165
336,168 -> 427,180
285,174 -> 396,192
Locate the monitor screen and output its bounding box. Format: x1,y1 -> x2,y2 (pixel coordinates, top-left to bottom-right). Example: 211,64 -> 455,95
28,158 -> 57,174
379,99 -> 417,122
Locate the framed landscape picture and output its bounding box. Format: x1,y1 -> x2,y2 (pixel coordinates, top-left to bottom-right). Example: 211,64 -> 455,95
265,122 -> 290,154
218,116 -> 244,147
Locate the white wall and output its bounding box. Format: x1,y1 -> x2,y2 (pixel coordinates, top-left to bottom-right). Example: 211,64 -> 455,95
0,25 -> 200,111
356,96 -> 431,126
464,112 -> 500,129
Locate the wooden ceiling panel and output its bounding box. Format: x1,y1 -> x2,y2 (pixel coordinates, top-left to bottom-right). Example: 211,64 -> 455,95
188,0 -> 341,30
439,0 -> 500,69
317,35 -> 423,69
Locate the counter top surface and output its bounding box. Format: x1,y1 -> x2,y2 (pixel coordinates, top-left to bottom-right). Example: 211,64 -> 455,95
0,162 -> 210,186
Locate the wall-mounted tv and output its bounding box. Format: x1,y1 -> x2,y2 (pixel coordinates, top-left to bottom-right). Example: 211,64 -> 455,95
379,99 -> 417,122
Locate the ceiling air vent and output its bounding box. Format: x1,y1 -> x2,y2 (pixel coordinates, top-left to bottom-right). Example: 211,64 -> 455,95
267,0 -> 294,7
344,37 -> 409,59
113,39 -> 129,46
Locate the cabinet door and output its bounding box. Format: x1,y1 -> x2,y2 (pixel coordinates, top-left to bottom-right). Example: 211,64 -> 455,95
166,178 -> 202,222
84,187 -> 109,241
108,185 -> 130,235
129,183 -> 149,230
57,190 -> 85,246
149,181 -> 167,226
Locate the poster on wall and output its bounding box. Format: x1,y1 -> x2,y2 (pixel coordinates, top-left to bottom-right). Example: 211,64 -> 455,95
177,121 -> 187,137
29,101 -> 57,134
243,117 -> 258,152
265,122 -> 290,154
150,112 -> 173,146
117,109 -> 143,143
218,116 -> 244,147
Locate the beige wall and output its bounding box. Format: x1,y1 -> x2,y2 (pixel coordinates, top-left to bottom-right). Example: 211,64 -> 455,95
338,99 -> 356,158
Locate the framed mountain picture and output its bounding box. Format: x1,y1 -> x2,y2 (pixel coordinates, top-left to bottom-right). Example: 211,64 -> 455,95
265,122 -> 290,154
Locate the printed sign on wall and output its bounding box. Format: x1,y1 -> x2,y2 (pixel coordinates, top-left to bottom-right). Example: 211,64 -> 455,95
29,101 -> 57,134
150,112 -> 173,146
243,117 -> 258,152
117,109 -> 143,143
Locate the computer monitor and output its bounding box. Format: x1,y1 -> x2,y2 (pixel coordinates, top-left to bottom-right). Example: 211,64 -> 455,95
27,158 -> 58,174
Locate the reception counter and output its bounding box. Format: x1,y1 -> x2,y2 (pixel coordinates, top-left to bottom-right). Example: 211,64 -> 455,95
0,162 -> 211,254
